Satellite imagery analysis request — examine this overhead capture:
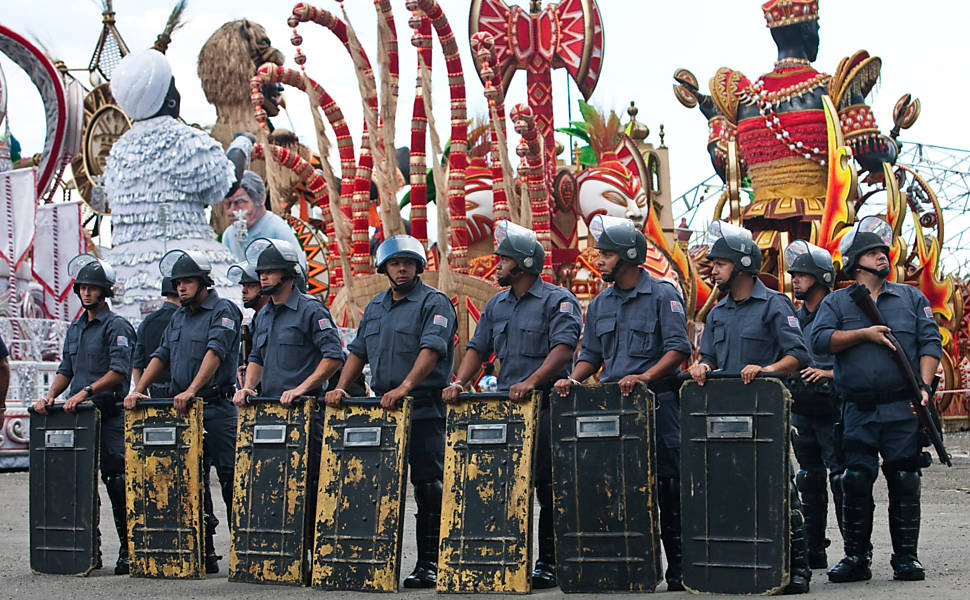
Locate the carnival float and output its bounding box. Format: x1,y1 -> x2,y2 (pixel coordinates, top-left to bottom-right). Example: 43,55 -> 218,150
1,0 -> 968,467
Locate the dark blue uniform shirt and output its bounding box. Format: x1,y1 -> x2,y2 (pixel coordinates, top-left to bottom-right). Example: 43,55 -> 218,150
811,281 -> 942,396
57,305 -> 135,396
578,269 -> 690,382
467,277 -> 582,391
152,290 -> 241,393
797,304 -> 835,371
700,278 -> 809,371
249,291 -> 344,397
348,279 -> 456,416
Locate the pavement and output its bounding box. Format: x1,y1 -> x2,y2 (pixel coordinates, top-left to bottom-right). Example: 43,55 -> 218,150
1,433 -> 968,599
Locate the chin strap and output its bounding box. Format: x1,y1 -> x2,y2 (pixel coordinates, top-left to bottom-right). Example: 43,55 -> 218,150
716,268 -> 739,292
497,267 -> 522,288
243,297 -> 261,309
856,265 -> 890,279
793,281 -> 821,301
389,275 -> 420,295
601,263 -> 623,283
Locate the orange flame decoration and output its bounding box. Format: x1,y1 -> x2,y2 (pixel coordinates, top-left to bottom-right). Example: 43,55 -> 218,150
881,161 -> 908,284
910,209 -> 957,351
817,95 -> 856,263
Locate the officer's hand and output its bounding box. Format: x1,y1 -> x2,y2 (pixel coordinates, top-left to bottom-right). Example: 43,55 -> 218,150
173,390 -> 194,415
553,378 -> 573,397
63,390 -> 88,412
324,388 -> 348,408
233,388 -> 255,407
509,380 -> 536,402
688,363 -> 709,386
865,325 -> 896,350
442,382 -> 464,404
740,364 -> 763,384
619,373 -> 649,397
921,388 -> 931,407
33,396 -> 55,415
800,367 -> 827,383
280,387 -> 303,407
124,392 -> 148,410
380,386 -> 408,410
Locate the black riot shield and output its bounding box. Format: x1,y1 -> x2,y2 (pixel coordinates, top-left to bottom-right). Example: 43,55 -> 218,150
550,382 -> 662,592
125,398 -> 205,579
680,376 -> 791,595
437,392 -> 538,594
29,404 -> 101,575
229,396 -> 314,585
311,397 -> 412,592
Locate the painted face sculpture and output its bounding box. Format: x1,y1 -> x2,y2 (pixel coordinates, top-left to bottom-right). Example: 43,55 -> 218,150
576,157 -> 648,228
464,157 -> 495,244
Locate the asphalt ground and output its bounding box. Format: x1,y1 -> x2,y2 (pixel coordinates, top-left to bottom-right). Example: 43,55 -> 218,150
1,432 -> 968,599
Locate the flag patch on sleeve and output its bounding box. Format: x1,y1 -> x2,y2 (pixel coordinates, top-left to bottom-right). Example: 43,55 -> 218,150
318,318 -> 332,330
924,306 -> 933,318
670,300 -> 684,314
559,302 -> 572,313
787,315 -> 800,329
116,335 -> 129,347
433,314 -> 449,327
218,317 -> 236,331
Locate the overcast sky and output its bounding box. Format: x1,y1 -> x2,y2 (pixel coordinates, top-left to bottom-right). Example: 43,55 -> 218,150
2,0 -> 966,222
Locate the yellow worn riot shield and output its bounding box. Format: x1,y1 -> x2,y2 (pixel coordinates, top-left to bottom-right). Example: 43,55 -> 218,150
437,392 -> 538,594
311,397 -> 412,591
229,397 -> 314,585
124,398 -> 204,579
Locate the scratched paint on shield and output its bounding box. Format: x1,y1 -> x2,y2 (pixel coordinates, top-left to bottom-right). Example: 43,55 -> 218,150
124,402 -> 204,579
311,399 -> 411,591
229,399 -> 312,585
437,392 -> 537,593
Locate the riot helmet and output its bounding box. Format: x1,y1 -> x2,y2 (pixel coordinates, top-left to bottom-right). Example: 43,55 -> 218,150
375,235 -> 427,294
160,276 -> 177,298
706,220 -> 760,290
785,240 -> 834,298
295,263 -> 308,294
840,216 -> 892,278
68,254 -> 116,308
590,215 -> 646,282
245,238 -> 303,296
493,220 -> 544,282
159,249 -> 213,306
226,262 -> 260,285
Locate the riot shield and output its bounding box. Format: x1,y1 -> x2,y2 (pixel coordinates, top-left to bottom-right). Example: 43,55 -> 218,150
680,376 -> 791,595
125,398 -> 205,579
311,397 -> 412,591
229,396 -> 314,585
550,382 -> 662,592
28,404 -> 101,575
437,391 -> 538,594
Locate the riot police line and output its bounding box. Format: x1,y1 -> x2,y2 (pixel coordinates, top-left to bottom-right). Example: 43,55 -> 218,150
27,215 -> 949,594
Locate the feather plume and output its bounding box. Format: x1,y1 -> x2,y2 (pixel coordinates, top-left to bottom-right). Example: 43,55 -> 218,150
153,0 -> 187,54
586,105 -> 622,162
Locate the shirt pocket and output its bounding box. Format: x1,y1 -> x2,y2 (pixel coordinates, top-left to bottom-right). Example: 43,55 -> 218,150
494,320 -> 510,358
188,324 -> 208,356
394,323 -> 420,356
628,318 -> 657,358
595,316 -> 617,356
712,323 -> 728,367
740,327 -> 774,367
66,329 -> 80,358
278,327 -> 306,363
521,326 -> 550,358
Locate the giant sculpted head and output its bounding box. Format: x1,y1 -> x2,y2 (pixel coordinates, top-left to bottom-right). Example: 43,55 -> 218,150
576,156 -> 649,228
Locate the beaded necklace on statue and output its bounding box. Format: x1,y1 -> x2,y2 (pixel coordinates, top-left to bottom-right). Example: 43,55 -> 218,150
740,72 -> 831,166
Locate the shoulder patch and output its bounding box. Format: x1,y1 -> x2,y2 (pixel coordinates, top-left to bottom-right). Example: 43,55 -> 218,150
318,317 -> 333,330
924,306 -> 933,318
116,335 -> 129,347
787,315 -> 801,329
218,317 -> 236,331
670,300 -> 685,314
559,301 -> 573,314
433,314 -> 449,328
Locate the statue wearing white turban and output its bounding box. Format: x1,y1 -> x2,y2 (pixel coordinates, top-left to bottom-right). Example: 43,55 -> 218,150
103,49 -> 240,316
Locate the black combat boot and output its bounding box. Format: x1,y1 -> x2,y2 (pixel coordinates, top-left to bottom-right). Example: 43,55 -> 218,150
828,469 -> 873,583
885,469 -> 925,581
404,481 -> 442,588
784,483 -> 811,594
202,485 -> 222,574
531,482 -> 557,589
795,469 -> 830,569
658,477 -> 683,591
829,471 -> 846,538
103,474 -> 129,575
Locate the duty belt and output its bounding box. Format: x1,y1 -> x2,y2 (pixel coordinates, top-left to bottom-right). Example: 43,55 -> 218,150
406,389 -> 443,408
196,383 -> 236,403
648,376 -> 680,396
841,388 -> 911,409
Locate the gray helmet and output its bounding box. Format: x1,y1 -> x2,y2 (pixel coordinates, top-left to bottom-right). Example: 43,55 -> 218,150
839,216 -> 892,273
68,254 -> 116,298
493,220 -> 544,275
295,263 -> 308,294
375,235 -> 427,274
705,220 -> 761,274
245,238 -> 302,279
160,276 -> 177,297
160,249 -> 213,286
785,240 -> 834,289
590,215 -> 647,264
226,261 -> 259,285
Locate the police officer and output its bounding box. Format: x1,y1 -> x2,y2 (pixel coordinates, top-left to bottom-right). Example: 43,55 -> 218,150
234,239 -> 344,550
33,254 -> 135,574
324,235 -> 456,588
785,240 -> 843,569
687,221 -> 812,594
227,261 -> 266,385
811,216 -> 941,583
443,220 -> 582,589
553,215 -> 691,591
133,277 -> 179,397
124,249 -> 242,573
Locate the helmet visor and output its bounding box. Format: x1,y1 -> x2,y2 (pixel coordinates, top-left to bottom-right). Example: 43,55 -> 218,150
840,216 -> 893,256
706,220 -> 753,252
159,249 -> 212,278
493,220 -> 537,255
589,214 -> 635,242
67,254 -> 99,278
